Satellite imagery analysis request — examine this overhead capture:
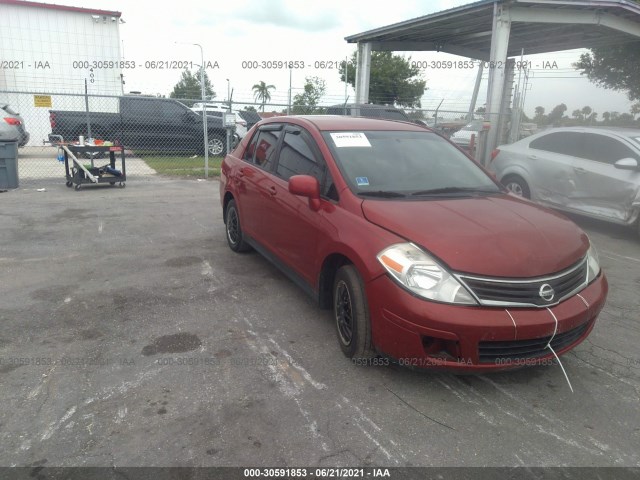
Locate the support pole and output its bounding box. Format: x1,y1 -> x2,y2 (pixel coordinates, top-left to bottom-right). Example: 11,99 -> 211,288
354,42 -> 372,108
84,79 -> 92,139
468,62 -> 484,121
483,3 -> 511,166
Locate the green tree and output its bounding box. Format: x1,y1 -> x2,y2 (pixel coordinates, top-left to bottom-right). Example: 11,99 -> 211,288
547,103 -> 567,125
574,42 -> 640,108
244,105 -> 257,112
292,76 -> 326,114
571,109 -> 583,121
339,51 -> 427,107
602,111 -> 611,124
252,81 -> 276,112
170,69 -> 215,103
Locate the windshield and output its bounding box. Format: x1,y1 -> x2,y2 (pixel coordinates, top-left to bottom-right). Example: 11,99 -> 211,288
322,130 -> 501,197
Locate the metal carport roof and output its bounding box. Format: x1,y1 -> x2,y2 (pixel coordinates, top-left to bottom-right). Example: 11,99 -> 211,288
345,0 -> 640,161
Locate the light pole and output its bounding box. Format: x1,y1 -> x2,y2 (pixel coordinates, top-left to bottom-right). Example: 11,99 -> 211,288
175,42 -> 209,178
226,79 -> 231,154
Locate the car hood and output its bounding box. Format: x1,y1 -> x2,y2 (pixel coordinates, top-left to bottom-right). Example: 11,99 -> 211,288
361,194 -> 589,277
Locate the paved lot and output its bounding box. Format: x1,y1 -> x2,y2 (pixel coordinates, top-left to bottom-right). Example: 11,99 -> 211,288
0,177 -> 639,467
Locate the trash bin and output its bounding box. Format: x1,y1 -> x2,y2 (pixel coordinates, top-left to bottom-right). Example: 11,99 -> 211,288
0,141 -> 19,189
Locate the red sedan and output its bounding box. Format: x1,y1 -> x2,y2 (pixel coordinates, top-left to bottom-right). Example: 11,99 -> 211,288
219,116 -> 607,372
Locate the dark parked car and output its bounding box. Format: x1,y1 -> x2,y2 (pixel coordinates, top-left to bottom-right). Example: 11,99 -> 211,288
1,103 -> 30,146
220,116 -> 607,372
49,95 -> 230,155
490,127 -> 640,238
325,103 -> 411,122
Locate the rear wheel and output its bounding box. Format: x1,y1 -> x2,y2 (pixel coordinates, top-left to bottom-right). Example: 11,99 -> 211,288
225,200 -> 251,252
333,265 -> 375,360
502,174 -> 530,199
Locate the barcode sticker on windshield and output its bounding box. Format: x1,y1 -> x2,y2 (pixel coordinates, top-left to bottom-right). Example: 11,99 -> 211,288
330,132 -> 371,148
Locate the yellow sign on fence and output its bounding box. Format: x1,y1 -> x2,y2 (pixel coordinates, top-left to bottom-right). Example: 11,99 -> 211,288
34,95 -> 52,108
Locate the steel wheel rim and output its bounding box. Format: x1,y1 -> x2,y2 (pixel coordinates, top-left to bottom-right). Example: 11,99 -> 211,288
335,280 -> 353,346
227,207 -> 240,245
506,181 -> 524,196
209,138 -> 224,156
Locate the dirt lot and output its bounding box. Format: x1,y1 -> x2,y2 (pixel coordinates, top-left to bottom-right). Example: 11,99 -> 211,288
0,177 -> 639,468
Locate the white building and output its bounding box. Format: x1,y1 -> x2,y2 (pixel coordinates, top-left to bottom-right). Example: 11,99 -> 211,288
0,0 -> 124,145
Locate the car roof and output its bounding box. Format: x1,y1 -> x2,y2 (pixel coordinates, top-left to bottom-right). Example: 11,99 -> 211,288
258,115 -> 426,132
327,103 -> 403,110
534,126 -> 640,136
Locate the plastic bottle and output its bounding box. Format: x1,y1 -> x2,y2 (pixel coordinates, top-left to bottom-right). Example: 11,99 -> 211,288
57,148 -> 64,163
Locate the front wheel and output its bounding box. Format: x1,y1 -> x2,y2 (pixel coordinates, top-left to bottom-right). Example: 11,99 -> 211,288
333,265 -> 375,360
502,174 -> 531,199
225,199 -> 251,252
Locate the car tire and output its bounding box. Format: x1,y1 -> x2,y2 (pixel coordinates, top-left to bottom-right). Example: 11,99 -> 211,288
225,199 -> 251,253
502,175 -> 531,199
333,265 -> 376,360
207,135 -> 226,157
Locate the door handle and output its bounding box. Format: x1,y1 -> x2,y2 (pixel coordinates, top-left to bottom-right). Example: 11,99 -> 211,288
268,186 -> 277,196
527,155 -> 537,160
573,167 -> 587,174
237,168 -> 245,178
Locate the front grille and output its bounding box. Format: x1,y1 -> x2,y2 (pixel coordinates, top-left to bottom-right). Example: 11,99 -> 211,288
478,321 -> 590,363
457,257 -> 588,307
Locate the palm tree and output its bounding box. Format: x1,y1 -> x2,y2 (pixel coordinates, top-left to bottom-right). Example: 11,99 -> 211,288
252,81 -> 275,112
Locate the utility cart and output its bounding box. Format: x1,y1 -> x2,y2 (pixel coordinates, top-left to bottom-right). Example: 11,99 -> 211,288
62,144 -> 126,190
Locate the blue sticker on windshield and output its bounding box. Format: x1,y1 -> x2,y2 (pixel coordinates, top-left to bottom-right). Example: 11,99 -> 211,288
356,177 -> 369,186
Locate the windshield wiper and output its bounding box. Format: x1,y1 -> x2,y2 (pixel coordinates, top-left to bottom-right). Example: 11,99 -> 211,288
358,190 -> 407,198
411,186 -> 498,196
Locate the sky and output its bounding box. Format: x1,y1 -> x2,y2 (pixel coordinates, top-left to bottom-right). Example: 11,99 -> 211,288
73,0 -> 635,118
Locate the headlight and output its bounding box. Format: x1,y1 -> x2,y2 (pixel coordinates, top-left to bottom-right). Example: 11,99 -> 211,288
586,244 -> 601,283
377,243 -> 477,305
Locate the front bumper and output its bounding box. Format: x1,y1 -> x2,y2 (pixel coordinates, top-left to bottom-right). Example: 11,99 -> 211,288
367,272 -> 608,372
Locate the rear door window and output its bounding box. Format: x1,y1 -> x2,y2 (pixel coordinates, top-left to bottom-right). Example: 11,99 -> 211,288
529,132 -> 584,157
243,127 -> 282,170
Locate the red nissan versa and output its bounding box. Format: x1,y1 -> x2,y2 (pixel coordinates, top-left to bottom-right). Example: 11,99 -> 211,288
219,116 -> 608,372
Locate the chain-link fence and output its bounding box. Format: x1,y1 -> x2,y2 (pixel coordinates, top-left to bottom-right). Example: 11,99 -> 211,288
1,90 -> 244,184
0,89 -> 491,184
6,88 -> 637,185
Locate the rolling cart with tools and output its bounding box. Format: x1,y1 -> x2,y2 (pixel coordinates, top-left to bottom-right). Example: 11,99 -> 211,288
62,144 -> 126,190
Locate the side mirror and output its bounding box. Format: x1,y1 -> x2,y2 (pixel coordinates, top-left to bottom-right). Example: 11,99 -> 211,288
289,175 -> 321,211
614,158 -> 639,171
